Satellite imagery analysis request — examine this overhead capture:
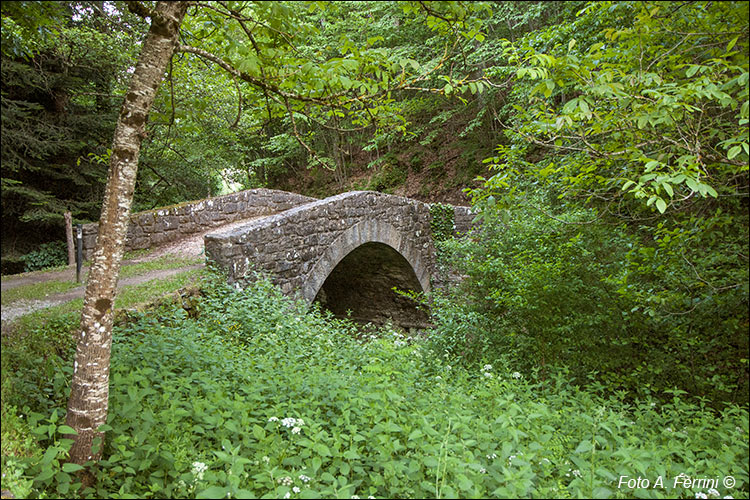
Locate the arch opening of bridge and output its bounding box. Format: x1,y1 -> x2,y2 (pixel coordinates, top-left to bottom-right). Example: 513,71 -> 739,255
311,241 -> 430,330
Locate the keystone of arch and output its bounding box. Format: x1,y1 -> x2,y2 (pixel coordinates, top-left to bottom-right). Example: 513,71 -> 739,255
301,218 -> 430,303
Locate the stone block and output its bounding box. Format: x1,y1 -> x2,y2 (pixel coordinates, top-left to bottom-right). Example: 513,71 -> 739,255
155,215 -> 179,232
151,232 -> 169,246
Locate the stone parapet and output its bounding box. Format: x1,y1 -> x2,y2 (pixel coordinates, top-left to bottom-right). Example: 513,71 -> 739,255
452,205 -> 478,235
80,188 -> 317,260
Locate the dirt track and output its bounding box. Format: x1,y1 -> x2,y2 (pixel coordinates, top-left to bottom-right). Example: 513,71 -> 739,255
0,215 -> 266,323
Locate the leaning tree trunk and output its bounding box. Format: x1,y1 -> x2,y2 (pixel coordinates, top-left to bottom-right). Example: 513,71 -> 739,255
65,1 -> 189,469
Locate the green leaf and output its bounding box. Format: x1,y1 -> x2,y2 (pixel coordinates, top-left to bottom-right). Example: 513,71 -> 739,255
655,198 -> 667,213
313,443 -> 331,456
592,486 -> 613,498
727,35 -> 739,52
408,429 -> 423,441
574,440 -> 592,453
457,473 -> 474,491
41,447 -> 59,465
35,468 -> 55,482
252,424 -> 265,440
62,463 -> 85,473
57,425 -> 78,435
197,486 -> 231,499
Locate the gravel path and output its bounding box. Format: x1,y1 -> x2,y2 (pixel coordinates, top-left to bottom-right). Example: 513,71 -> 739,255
1,265 -> 204,323
1,215 -> 267,323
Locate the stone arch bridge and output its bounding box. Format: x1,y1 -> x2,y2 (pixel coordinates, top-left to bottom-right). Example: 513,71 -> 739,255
205,191 -> 473,328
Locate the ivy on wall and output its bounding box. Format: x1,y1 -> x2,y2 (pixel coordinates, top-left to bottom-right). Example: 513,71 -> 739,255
429,203 -> 455,242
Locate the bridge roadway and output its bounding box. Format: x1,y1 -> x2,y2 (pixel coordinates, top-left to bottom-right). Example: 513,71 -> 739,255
205,190 -> 472,329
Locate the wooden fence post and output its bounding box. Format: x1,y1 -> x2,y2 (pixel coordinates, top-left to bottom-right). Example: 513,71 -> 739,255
64,211 -> 75,266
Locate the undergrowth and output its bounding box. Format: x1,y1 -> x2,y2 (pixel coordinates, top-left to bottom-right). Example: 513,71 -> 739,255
1,269 -> 747,499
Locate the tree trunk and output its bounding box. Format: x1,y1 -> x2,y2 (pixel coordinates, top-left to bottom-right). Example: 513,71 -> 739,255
64,1 -> 189,470
64,211 -> 75,266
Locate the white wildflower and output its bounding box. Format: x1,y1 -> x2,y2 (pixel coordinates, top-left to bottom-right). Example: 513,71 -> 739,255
482,364 -> 492,371
262,456 -> 270,464
284,493 -> 291,499
292,426 -> 301,434
293,487 -> 301,493
191,461 -> 208,481
707,489 -> 719,497
573,469 -> 582,478
282,417 -> 297,428
486,453 -> 497,460
695,493 -> 707,499
511,371 -> 522,379
299,474 -> 311,483
479,467 -> 487,474
484,372 -> 493,378
269,417 -> 279,422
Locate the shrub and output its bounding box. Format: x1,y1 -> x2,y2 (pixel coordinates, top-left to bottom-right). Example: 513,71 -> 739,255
432,202 -> 748,406
21,241 -> 68,272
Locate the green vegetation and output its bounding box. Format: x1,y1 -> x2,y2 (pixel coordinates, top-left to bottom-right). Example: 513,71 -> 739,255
118,255 -> 203,279
18,242 -> 68,273
459,0 -> 749,408
429,203 -> 455,243
2,272 -> 747,499
1,280 -> 80,306
1,268 -> 207,418
436,205 -> 748,406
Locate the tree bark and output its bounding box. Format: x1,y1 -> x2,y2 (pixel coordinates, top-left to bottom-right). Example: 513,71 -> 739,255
64,1 -> 189,469
64,211 -> 75,266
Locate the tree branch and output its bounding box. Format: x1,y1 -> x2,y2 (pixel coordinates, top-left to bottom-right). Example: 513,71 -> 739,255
126,1 -> 154,19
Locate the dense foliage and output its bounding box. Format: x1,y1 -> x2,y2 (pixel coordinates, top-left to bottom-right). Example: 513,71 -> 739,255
2,273 -> 748,498
1,2 -> 145,253
452,0 -> 749,407
437,203 -> 748,406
